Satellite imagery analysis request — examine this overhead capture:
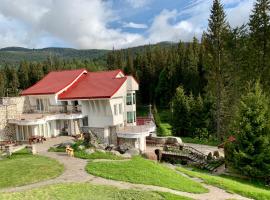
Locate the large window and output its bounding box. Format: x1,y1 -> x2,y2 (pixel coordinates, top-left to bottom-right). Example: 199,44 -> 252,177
127,111 -> 136,123
126,93 -> 132,105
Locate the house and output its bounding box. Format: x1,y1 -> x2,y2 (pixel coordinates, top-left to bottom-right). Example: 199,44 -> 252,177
7,69 -> 155,152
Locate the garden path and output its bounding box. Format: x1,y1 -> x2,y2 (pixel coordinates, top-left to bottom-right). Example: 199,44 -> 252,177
0,137 -> 251,200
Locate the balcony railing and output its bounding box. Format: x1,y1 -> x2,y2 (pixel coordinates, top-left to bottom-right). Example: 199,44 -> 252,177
28,105 -> 82,114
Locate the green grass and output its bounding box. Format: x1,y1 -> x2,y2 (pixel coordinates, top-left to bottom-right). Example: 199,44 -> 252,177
48,146 -> 66,152
181,137 -> 219,146
157,192 -> 194,200
86,156 -> 208,193
159,122 -> 173,136
177,167 -> 270,200
74,150 -> 123,160
0,149 -> 64,189
0,183 -> 193,200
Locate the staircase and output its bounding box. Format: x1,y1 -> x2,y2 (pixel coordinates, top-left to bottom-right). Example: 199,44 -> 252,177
161,145 -> 224,172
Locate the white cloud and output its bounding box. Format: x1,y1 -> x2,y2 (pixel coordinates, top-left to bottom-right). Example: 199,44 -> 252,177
0,0 -> 144,49
146,9 -> 202,43
0,0 -> 255,49
123,22 -> 148,29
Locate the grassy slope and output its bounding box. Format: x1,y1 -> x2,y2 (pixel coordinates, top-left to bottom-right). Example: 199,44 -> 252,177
0,149 -> 64,189
86,156 -> 207,193
177,167 -> 270,200
48,146 -> 123,160
0,183 -> 193,200
74,150 -> 123,160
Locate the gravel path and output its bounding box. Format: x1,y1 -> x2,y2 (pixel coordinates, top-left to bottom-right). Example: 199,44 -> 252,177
0,137 -> 251,200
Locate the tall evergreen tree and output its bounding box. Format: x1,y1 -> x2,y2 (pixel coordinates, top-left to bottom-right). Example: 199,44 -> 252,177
249,0 -> 270,88
205,0 -> 229,140
226,82 -> 270,179
18,61 -> 30,89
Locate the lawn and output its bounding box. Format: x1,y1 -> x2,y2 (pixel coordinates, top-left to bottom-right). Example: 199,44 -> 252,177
177,167 -> 270,200
86,156 -> 208,193
0,149 -> 64,189
181,137 -> 220,146
0,183 -> 193,200
74,150 -> 123,160
49,145 -> 123,160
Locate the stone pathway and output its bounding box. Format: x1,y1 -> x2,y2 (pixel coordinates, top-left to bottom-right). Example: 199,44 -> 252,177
0,137 -> 252,200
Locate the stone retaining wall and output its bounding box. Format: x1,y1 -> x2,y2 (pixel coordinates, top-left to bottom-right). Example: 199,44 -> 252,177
0,97 -> 31,141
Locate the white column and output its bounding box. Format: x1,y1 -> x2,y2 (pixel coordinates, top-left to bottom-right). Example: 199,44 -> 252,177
15,125 -> 19,141
104,127 -> 109,144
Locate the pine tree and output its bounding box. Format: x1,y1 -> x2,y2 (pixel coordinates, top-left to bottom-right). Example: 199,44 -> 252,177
18,61 -> 30,89
172,86 -> 190,136
0,70 -> 5,97
205,0 -> 229,140
227,82 -> 270,179
249,0 -> 270,88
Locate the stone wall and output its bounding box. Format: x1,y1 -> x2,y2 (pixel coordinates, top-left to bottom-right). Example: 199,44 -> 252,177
89,127 -> 105,143
0,96 -> 31,141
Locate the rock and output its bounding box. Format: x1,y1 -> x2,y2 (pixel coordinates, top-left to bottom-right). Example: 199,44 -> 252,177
78,145 -> 85,150
207,152 -> 213,160
56,141 -> 74,148
125,148 -> 140,156
96,149 -> 106,153
166,137 -> 183,146
85,148 -> 95,154
110,150 -> 121,156
117,144 -> 131,154
121,153 -> 132,159
213,150 -> 220,158
105,144 -> 115,151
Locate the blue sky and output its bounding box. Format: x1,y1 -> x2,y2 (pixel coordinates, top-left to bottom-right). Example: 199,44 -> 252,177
0,0 -> 254,49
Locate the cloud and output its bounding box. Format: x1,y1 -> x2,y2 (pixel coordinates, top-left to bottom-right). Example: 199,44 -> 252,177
123,22 -> 148,29
126,0 -> 152,8
0,0 -> 255,49
0,0 -> 144,49
146,9 -> 202,43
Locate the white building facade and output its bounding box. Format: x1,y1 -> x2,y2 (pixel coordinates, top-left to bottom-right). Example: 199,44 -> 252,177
8,69 -> 155,152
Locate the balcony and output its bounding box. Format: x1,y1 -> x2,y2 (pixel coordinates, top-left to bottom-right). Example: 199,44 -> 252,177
28,105 -> 82,114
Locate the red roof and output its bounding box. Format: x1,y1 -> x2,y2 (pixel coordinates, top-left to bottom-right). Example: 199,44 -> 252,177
21,69 -> 86,95
58,70 -> 127,99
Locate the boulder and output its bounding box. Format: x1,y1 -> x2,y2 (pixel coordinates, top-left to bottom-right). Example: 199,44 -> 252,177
85,148 -> 95,154
125,148 -> 140,156
96,149 -> 106,153
56,141 -> 74,148
121,153 -> 132,159
78,145 -> 85,150
110,150 -> 121,156
117,144 -> 131,154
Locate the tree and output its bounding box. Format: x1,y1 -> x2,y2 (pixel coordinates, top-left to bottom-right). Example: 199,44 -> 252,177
205,0 -> 229,140
155,67 -> 171,106
0,70 -> 5,97
249,0 -> 270,89
172,86 -> 190,136
226,82 -> 270,179
18,61 -> 30,89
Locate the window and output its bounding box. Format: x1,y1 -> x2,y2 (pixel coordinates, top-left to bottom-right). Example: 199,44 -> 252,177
127,112 -> 133,123
82,117 -> 88,126
36,99 -> 44,111
133,111 -> 136,122
133,93 -> 136,104
114,104 -> 118,115
119,103 -> 122,114
126,93 -> 132,105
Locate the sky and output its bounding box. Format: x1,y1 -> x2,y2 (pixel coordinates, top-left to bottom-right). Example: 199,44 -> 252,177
0,0 -> 255,49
